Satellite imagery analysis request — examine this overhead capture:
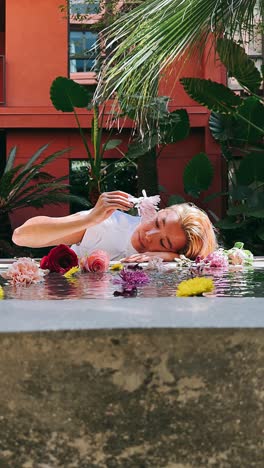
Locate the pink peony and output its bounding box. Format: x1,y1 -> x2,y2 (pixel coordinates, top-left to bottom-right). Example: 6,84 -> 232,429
196,249 -> 229,269
4,257 -> 46,285
129,190 -> 160,222
80,250 -> 110,273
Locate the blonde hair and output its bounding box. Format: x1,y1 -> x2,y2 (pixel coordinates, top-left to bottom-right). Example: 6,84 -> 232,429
165,203 -> 218,259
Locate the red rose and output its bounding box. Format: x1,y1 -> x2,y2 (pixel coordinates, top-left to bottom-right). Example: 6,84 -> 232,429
80,250 -> 110,273
40,244 -> 78,274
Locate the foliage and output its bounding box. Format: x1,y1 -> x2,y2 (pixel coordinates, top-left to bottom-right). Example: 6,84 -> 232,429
180,38 -> 264,252
0,144 -> 90,215
50,77 -> 190,202
94,0 -> 262,131
0,144 -> 90,243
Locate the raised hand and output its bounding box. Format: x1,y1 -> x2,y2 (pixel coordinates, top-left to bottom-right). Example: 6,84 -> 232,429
91,191 -> 133,224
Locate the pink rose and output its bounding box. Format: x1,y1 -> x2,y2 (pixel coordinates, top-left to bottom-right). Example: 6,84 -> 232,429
40,244 -> 78,274
80,250 -> 110,273
4,257 -> 46,285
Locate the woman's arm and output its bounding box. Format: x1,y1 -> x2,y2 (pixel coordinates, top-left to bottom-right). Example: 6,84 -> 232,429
12,191 -> 133,248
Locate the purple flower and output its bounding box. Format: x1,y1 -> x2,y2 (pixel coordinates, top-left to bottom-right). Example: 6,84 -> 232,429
114,268 -> 150,286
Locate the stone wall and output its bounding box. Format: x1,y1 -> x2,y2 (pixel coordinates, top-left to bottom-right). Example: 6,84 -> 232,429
0,329 -> 263,467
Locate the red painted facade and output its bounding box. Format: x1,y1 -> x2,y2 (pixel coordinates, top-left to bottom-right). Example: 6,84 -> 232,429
0,0 -> 225,229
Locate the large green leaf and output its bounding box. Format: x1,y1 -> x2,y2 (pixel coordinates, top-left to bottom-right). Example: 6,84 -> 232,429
217,38 -> 262,94
229,185 -> 253,200
180,78 -> 242,114
104,139 -> 122,151
236,97 -> 264,143
50,77 -> 90,112
168,194 -> 185,205
216,217 -> 246,229
257,225 -> 264,241
126,134 -> 159,159
184,152 -> 214,197
159,109 -> 190,144
209,112 -> 234,142
237,152 -> 264,185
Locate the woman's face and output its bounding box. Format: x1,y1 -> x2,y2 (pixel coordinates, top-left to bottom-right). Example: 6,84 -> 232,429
131,210 -> 187,253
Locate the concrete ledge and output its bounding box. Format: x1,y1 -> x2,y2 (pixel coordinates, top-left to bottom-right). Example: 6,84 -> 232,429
0,297 -> 264,332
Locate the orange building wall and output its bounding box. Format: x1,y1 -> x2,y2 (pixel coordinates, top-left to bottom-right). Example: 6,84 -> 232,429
5,0 -> 67,106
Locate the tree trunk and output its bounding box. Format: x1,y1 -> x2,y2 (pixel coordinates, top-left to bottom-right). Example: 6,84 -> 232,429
137,148 -> 159,196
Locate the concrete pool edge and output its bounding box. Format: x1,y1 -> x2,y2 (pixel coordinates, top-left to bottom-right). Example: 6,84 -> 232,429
0,297 -> 264,332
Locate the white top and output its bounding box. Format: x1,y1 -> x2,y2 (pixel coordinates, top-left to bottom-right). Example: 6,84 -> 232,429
71,210 -> 140,261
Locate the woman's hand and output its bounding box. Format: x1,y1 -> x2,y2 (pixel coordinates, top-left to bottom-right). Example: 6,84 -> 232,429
121,251 -> 179,263
90,191 -> 133,225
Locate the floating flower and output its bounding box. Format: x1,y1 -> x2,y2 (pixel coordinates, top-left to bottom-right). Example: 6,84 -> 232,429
174,255 -> 195,268
4,257 -> 46,285
0,286 -> 4,299
129,189 -> 160,222
196,249 -> 229,269
80,250 -> 110,273
63,266 -> 80,278
176,277 -> 214,297
110,263 -> 124,271
226,242 -> 253,266
40,244 -> 78,274
114,268 -> 150,285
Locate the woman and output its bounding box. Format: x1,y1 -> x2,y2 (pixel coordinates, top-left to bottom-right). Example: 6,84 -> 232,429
12,191 -> 217,262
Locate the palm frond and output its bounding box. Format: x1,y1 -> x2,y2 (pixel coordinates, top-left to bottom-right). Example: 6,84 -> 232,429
3,147 -> 17,174
95,0 -> 260,131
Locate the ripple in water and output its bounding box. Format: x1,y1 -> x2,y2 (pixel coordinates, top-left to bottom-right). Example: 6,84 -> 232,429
2,266 -> 264,300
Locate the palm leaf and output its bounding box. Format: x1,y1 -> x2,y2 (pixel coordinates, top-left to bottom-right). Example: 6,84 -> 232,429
0,165 -> 24,199
23,143 -> 50,172
3,146 -> 17,174
9,148 -> 71,200
95,0 -> 261,130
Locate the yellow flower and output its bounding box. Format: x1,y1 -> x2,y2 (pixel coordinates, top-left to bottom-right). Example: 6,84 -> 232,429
0,286 -> 4,300
63,266 -> 80,278
109,263 -> 124,271
176,277 -> 214,297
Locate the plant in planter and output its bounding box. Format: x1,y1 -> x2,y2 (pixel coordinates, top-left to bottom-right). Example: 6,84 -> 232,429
179,38 -> 264,253
0,144 -> 90,247
50,77 -> 190,201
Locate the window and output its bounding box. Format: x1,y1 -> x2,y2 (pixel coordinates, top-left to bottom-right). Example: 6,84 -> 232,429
69,159 -> 138,213
69,30 -> 100,73
70,1 -> 101,15
69,1 -> 103,84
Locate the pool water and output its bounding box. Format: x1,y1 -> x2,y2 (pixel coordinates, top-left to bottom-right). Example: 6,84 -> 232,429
1,264 -> 264,300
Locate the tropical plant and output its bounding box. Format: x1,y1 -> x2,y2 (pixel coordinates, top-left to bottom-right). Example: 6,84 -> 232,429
179,38 -> 264,252
0,144 -> 90,243
94,0 -> 263,130
50,77 -> 190,200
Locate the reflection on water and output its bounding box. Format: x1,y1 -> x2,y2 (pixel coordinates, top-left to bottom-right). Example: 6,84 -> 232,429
2,266 -> 264,300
